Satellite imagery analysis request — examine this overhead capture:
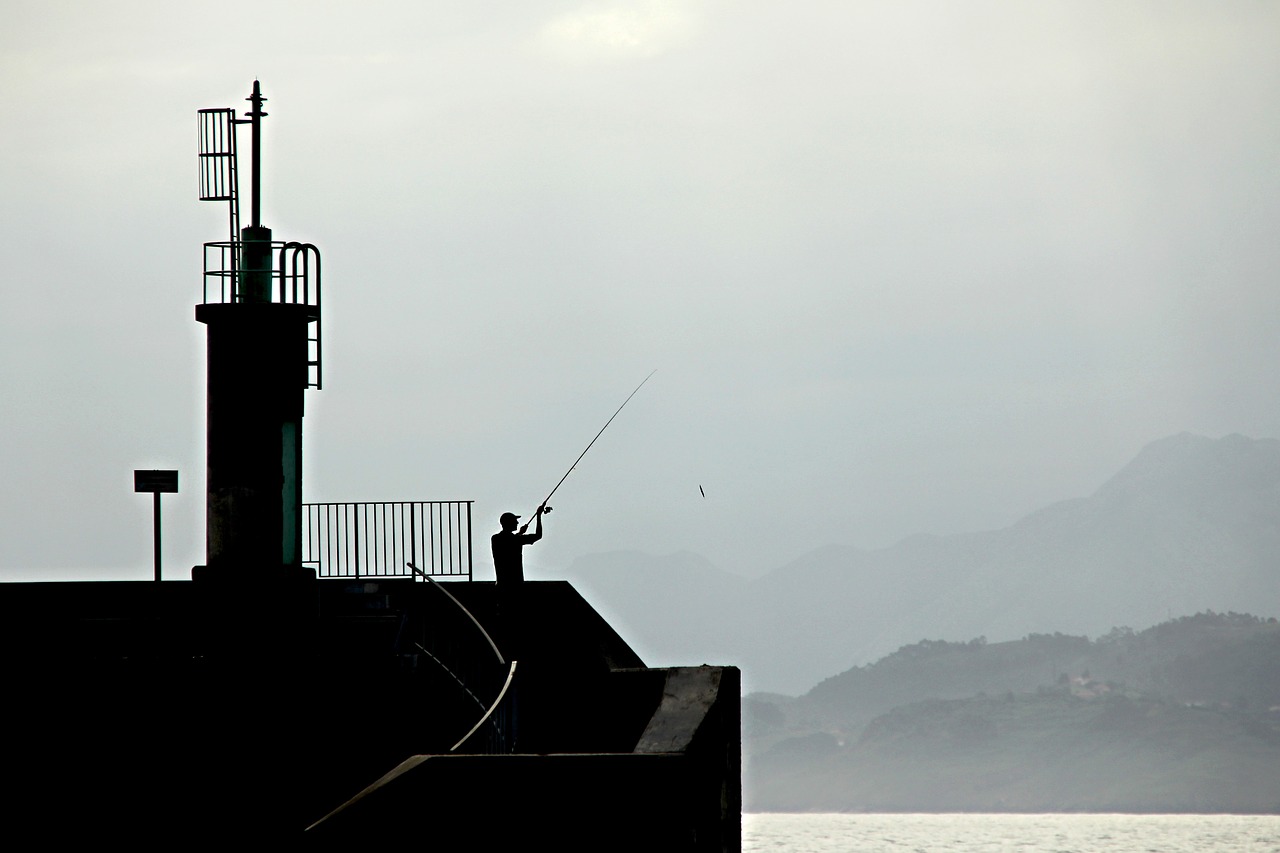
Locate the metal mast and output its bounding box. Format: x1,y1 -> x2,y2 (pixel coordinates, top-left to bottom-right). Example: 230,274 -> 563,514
246,80 -> 266,229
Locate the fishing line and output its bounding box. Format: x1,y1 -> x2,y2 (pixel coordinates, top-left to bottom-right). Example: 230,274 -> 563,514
524,369 -> 657,526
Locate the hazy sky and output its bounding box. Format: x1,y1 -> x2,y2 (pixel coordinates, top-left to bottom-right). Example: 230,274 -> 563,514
3,1 -> 1279,580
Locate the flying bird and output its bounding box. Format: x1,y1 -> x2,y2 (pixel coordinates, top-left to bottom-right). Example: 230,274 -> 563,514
699,485 -> 705,498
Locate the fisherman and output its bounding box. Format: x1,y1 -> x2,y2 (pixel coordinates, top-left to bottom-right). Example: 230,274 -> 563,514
491,504 -> 546,585
491,505 -> 546,750
491,503 -> 545,662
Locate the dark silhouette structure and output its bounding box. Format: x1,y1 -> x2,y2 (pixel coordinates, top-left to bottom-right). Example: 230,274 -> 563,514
195,81 -> 320,579
0,83 -> 740,848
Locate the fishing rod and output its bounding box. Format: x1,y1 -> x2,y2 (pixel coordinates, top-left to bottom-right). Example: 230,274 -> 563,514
522,369 -> 657,531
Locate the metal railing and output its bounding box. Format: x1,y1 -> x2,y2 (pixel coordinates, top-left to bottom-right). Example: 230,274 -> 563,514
202,239 -> 322,307
201,239 -> 323,389
302,501 -> 473,580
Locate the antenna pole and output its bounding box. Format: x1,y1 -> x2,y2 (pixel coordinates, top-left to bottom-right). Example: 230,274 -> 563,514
246,81 -> 268,228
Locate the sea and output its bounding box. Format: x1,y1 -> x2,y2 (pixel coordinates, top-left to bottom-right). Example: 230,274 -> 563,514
742,813 -> 1280,852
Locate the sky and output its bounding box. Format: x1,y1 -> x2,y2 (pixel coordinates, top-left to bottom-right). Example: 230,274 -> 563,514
2,1 -> 1279,581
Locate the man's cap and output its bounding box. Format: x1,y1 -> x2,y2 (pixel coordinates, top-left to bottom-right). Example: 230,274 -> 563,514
500,512 -> 520,526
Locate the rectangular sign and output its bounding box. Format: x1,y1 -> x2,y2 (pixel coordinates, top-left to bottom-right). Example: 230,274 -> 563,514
134,469 -> 178,493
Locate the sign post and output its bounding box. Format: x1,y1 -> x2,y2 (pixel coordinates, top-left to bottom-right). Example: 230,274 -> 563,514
134,470 -> 178,581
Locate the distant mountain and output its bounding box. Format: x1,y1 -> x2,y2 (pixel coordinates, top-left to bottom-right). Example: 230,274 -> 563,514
562,433 -> 1280,695
752,689 -> 1280,813
745,612 -> 1280,812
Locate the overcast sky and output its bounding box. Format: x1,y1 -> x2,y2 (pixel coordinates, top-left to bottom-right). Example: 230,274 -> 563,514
3,1 -> 1278,581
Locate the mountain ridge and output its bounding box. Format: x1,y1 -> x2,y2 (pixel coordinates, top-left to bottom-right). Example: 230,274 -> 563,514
562,433 -> 1280,694
744,612 -> 1280,812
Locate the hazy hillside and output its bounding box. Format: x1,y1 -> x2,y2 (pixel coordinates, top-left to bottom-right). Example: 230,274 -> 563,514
750,690 -> 1280,813
751,612 -> 1280,743
563,433 -> 1280,694
745,612 -> 1280,812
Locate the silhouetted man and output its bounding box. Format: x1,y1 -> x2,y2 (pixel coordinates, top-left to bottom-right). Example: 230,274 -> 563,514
491,506 -> 545,748
491,505 -> 545,585
491,504 -> 546,654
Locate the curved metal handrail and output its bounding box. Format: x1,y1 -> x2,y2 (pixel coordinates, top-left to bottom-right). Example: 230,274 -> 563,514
407,562 -> 504,664
412,642 -> 507,751
450,660 -> 518,753
407,561 -> 518,753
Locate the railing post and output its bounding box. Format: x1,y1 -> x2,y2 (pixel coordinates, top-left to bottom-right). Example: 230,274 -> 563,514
352,503 -> 360,581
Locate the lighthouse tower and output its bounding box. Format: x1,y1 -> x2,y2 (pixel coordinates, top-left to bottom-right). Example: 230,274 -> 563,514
195,82 -> 321,578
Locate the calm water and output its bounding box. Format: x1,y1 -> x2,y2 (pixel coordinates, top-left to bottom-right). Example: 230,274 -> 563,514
743,813 -> 1280,852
